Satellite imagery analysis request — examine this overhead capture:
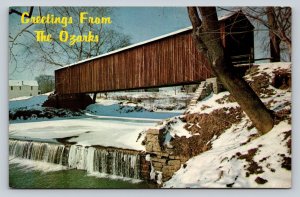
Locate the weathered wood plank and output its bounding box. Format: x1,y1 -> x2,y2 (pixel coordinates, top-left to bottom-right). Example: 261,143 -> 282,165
55,14 -> 254,94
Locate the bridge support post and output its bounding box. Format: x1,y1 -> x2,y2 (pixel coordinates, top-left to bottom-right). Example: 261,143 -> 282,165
206,77 -> 223,94
92,93 -> 97,103
43,93 -> 94,110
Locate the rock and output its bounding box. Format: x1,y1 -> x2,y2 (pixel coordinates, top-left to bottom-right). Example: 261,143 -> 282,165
152,142 -> 161,152
162,166 -> 178,177
151,157 -> 166,164
152,152 -> 169,158
169,155 -> 181,160
145,142 -> 153,152
255,177 -> 268,184
168,160 -> 181,167
145,134 -> 161,152
281,156 -> 291,170
146,134 -> 159,142
153,162 -> 163,168
147,129 -> 160,135
180,156 -> 189,163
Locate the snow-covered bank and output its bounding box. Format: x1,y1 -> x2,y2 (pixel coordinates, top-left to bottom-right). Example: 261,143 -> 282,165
162,62 -> 291,188
100,87 -> 193,111
9,89 -> 184,151
9,116 -> 157,151
163,120 -> 291,188
9,93 -> 183,150
9,94 -> 48,112
86,99 -> 182,119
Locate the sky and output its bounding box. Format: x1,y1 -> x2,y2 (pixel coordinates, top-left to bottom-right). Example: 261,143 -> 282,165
8,7 -> 268,81
9,7 -> 192,80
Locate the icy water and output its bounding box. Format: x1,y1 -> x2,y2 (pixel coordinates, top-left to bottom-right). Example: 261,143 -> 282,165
9,164 -> 155,189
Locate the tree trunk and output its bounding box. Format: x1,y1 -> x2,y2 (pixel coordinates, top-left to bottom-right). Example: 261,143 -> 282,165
266,7 -> 281,62
188,7 -> 274,134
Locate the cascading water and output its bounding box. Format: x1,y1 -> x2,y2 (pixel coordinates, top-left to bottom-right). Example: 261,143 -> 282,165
9,139 -> 65,165
9,139 -> 142,179
67,145 -> 141,179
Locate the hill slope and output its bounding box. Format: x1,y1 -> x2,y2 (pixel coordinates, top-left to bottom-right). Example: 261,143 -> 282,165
163,62 -> 291,188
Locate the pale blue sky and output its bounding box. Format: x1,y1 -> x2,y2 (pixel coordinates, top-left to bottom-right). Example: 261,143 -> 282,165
9,7 -> 192,80
113,7 -> 191,44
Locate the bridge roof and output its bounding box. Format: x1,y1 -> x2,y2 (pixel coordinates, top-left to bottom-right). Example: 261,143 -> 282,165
57,26 -> 193,70
57,10 -> 250,71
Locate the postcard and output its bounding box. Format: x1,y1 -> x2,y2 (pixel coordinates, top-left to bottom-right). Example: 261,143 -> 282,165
9,6 -> 291,189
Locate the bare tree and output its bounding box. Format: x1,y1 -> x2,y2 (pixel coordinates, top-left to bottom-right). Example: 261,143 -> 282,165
266,7 -> 291,61
237,7 -> 291,61
35,74 -> 55,94
218,7 -> 291,61
187,7 -> 274,134
9,7 -> 131,73
266,7 -> 281,62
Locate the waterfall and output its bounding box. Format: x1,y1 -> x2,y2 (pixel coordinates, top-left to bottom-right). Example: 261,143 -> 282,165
9,139 -> 65,165
9,139 -> 141,179
68,145 -> 141,179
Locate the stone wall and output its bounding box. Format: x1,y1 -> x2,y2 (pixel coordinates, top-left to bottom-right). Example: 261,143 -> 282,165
143,128 -> 189,183
139,154 -> 152,180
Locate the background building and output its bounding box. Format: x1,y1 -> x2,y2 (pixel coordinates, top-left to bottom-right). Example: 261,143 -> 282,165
9,80 -> 40,99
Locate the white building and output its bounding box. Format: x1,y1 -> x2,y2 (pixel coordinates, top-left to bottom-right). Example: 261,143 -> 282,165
9,80 -> 40,99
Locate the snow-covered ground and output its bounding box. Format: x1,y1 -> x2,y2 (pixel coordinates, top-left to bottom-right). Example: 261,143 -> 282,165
100,86 -> 193,111
9,116 -> 156,150
163,62 -> 292,188
86,99 -> 182,119
164,120 -> 291,188
9,92 -> 182,151
9,94 -> 48,112
105,86 -> 192,99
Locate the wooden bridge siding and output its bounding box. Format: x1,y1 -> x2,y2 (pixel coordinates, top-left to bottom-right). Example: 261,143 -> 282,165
55,30 -> 213,95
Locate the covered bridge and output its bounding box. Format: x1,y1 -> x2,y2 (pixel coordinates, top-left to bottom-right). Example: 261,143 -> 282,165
49,11 -> 254,108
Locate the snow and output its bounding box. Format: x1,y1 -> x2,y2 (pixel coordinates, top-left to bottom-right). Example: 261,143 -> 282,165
9,90 -> 183,151
163,62 -> 292,188
163,120 -> 291,188
9,94 -> 48,112
244,62 -> 291,83
105,87 -> 192,99
187,92 -> 239,114
10,96 -> 32,101
97,87 -> 193,112
86,99 -> 181,119
9,116 -> 158,151
166,118 -> 192,138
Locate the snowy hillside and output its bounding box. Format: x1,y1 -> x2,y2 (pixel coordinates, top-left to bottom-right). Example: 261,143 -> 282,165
163,62 -> 291,188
